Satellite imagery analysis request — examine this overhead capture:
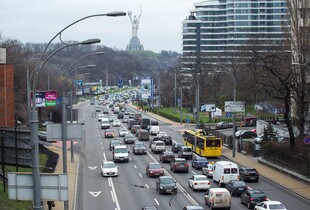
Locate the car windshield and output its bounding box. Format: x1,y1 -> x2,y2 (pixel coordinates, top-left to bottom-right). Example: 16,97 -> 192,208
183,148 -> 192,152
114,148 -> 127,153
164,152 -> 173,156
246,168 -> 257,172
252,193 -> 266,198
111,141 -> 120,145
232,181 -> 246,187
197,157 -> 207,162
160,177 -> 174,184
103,162 -> 116,168
269,204 -> 285,209
149,164 -> 161,169
125,136 -> 134,139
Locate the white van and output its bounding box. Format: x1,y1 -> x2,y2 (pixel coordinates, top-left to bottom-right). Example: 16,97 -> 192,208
113,106 -> 120,114
213,161 -> 239,187
149,125 -> 160,135
204,188 -> 231,209
113,145 -> 129,163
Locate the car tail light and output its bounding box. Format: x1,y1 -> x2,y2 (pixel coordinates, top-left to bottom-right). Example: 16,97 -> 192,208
174,163 -> 178,166
211,198 -> 214,203
185,164 -> 188,167
194,182 -> 198,185
250,198 -> 254,201
208,181 -> 210,185
264,197 -> 268,201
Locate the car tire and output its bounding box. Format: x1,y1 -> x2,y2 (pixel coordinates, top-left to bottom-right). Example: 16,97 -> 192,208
247,202 -> 252,209
174,189 -> 177,194
159,189 -> 162,195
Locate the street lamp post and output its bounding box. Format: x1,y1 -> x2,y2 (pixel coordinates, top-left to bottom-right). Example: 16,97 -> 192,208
30,40 -> 100,210
29,12 -> 125,210
212,63 -> 237,157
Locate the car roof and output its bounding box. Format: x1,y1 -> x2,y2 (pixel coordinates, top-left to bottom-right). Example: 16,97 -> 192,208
193,175 -> 207,178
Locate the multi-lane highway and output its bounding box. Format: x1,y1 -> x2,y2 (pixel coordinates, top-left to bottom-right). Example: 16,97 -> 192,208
75,100 -> 310,210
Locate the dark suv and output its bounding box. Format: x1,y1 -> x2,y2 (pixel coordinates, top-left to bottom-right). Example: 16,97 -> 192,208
170,158 -> 189,173
156,176 -> 177,195
240,189 -> 268,209
239,166 -> 259,182
160,135 -> 172,145
172,142 -> 183,153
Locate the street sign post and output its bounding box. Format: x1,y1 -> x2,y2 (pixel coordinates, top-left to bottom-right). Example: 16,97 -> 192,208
225,101 -> 245,112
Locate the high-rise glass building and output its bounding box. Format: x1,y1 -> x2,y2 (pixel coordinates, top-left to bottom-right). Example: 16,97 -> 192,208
182,0 -> 290,66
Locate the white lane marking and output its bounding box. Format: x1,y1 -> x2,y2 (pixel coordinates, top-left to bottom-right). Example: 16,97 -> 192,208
102,146 -> 104,150
103,153 -> 106,161
133,165 -> 137,169
146,150 -> 199,206
192,171 -> 196,175
110,177 -> 121,210
111,190 -> 115,202
145,184 -> 149,189
154,198 -> 159,205
88,166 -> 98,170
139,173 -> 142,178
108,177 -> 112,187
89,191 -> 102,197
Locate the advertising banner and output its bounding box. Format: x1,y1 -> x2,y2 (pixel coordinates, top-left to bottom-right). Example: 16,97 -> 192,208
141,78 -> 152,99
33,91 -> 57,108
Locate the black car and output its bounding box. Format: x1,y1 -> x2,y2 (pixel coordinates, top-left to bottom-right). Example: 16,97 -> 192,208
141,205 -> 158,210
239,166 -> 259,182
225,180 -> 247,196
132,142 -> 147,155
123,135 -> 135,144
240,189 -> 268,209
236,131 -> 257,139
156,176 -> 177,195
160,135 -> 172,145
159,151 -> 175,163
109,139 -> 121,151
172,142 -> 183,153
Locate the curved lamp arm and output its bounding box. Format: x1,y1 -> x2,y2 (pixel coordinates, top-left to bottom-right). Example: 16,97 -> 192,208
35,11 -> 126,71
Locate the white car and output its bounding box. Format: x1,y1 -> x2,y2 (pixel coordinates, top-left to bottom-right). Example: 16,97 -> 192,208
112,120 -> 121,127
101,161 -> 118,177
202,164 -> 214,178
119,129 -> 129,137
97,114 -> 105,122
254,201 -> 287,210
188,175 -> 211,190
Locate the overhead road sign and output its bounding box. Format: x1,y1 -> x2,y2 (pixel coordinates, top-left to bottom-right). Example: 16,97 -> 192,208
225,101 -> 245,112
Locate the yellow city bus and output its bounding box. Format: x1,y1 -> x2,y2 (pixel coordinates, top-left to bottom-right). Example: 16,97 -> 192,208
183,129 -> 222,157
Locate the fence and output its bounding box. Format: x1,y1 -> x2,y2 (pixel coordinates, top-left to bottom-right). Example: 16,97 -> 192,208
262,142 -> 310,177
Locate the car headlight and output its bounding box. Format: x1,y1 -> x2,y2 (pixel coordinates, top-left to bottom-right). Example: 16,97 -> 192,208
160,186 -> 163,189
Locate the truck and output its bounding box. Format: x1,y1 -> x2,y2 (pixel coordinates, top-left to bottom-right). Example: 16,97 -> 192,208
134,113 -> 142,120
138,117 -> 151,129
113,145 -> 129,162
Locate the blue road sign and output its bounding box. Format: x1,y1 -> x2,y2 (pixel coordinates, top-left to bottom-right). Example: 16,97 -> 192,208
226,112 -> 232,118
304,136 -> 310,144
118,79 -> 123,88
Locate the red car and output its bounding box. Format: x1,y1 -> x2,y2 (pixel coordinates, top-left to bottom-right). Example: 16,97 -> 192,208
146,162 -> 164,177
104,129 -> 115,138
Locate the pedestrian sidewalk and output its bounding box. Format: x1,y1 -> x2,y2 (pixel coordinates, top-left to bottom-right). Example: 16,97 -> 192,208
129,103 -> 310,201
47,145 -> 78,210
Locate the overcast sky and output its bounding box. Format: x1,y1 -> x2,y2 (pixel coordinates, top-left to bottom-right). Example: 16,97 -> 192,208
0,0 -> 199,53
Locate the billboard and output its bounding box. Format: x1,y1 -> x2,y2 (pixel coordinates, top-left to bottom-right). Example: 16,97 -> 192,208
33,91 -> 57,107
201,103 -> 216,112
141,78 -> 152,99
